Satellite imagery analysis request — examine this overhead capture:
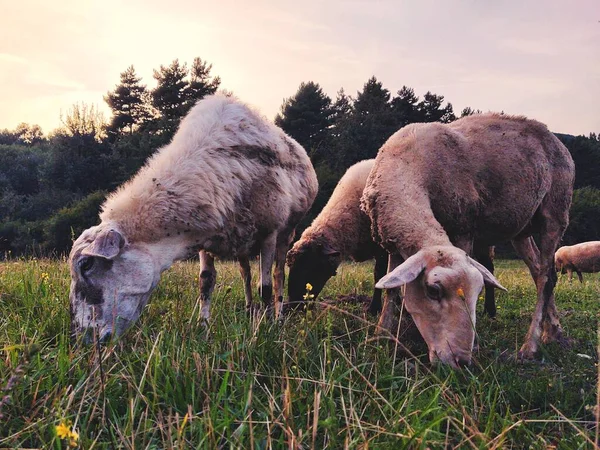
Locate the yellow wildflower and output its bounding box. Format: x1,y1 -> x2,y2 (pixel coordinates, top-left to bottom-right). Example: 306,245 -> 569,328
56,422 -> 79,447
69,429 -> 79,447
56,423 -> 70,439
303,283 -> 315,300
456,288 -> 465,299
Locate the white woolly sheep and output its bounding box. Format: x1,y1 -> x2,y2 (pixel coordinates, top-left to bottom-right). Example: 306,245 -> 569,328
68,94 -> 318,342
555,242 -> 600,282
361,113 -> 574,367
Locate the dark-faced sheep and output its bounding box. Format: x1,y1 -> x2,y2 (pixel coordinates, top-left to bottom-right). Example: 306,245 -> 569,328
361,113 -> 574,367
286,160 -> 388,314
68,94 -> 318,343
555,242 -> 600,282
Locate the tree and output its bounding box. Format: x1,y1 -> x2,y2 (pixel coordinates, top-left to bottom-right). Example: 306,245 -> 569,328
557,133 -> 600,189
563,187 -> 600,245
344,76 -> 397,165
47,103 -> 113,194
183,57 -> 221,114
0,129 -> 19,145
14,123 -> 45,145
391,86 -> 420,127
58,103 -> 106,144
152,59 -> 189,138
104,66 -> 152,137
330,88 -> 353,126
0,124 -> 44,146
417,91 -> 456,123
275,81 -> 333,157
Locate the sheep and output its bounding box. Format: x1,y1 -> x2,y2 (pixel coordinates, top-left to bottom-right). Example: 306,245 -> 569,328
68,94 -> 318,343
286,160 -> 388,315
286,159 -> 498,318
361,113 -> 574,367
555,242 -> 600,282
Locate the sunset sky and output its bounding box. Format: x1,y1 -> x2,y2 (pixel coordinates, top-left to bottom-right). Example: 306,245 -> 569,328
1,0 -> 598,135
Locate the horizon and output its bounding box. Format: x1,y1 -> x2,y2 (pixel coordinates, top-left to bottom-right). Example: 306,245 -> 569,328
1,0 -> 598,136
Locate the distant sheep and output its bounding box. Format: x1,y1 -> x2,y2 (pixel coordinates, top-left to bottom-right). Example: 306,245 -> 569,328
361,113 -> 574,367
555,242 -> 600,282
68,94 -> 318,342
286,160 -> 388,314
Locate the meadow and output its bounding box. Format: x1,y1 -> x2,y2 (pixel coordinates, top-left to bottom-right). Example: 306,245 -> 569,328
0,258 -> 599,449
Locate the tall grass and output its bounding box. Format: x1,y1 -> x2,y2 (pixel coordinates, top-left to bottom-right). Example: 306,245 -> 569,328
0,258 -> 599,448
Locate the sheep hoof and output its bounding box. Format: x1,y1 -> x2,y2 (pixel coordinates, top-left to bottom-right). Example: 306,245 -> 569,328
517,340 -> 538,362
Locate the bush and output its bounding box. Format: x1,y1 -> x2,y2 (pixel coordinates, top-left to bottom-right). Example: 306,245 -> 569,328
43,191 -> 107,255
563,187 -> 600,245
0,220 -> 45,257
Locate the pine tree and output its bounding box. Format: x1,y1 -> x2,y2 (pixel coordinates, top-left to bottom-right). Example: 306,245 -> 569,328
104,66 -> 151,137
347,76 -> 397,163
152,59 -> 189,137
183,57 -> 221,113
331,89 -> 352,122
275,81 -> 333,156
391,86 -> 420,127
417,92 -> 456,123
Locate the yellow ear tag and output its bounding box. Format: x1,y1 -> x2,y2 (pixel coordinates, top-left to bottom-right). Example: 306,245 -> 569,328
457,288 -> 465,299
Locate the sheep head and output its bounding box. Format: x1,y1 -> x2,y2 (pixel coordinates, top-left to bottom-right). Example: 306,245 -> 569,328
68,223 -> 162,344
286,239 -> 341,309
376,245 -> 506,368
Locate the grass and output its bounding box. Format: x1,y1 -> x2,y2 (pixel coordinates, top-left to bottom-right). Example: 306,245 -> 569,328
0,258 -> 599,449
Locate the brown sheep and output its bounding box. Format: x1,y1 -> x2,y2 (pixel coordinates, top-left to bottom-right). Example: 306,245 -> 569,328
555,242 -> 600,282
287,159 -> 499,318
361,113 -> 574,367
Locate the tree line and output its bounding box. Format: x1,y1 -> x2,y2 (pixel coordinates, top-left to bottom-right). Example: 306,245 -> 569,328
0,57 -> 599,257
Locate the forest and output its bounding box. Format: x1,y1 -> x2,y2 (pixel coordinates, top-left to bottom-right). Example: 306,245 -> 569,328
1,57 -> 599,257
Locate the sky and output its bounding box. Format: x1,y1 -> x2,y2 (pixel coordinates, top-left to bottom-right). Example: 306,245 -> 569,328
1,0 -> 598,136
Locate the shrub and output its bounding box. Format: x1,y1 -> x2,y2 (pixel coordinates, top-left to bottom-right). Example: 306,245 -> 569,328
43,191 -> 106,255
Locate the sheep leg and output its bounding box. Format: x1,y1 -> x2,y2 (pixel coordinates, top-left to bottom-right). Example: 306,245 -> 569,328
567,269 -> 573,282
259,232 -> 277,315
376,253 -> 404,335
577,271 -> 584,283
474,244 -> 496,318
238,256 -> 253,314
369,250 -> 388,315
512,236 -> 541,281
518,222 -> 565,359
198,250 -> 216,320
274,229 -> 295,318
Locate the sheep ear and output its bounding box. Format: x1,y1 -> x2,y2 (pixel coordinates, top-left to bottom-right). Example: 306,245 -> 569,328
375,253 -> 426,289
83,229 -> 125,260
468,256 -> 507,291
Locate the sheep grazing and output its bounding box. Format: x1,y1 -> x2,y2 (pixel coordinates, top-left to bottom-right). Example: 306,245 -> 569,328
286,160 -> 388,314
68,94 -> 318,343
555,242 -> 600,282
286,159 -> 497,318
361,113 -> 574,368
